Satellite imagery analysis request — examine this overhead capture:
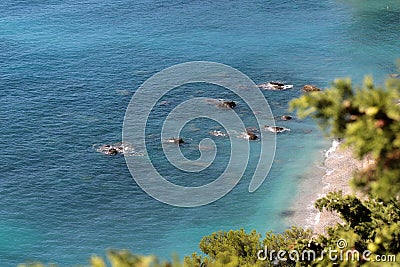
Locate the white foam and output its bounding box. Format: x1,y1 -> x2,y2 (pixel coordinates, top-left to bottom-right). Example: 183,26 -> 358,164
325,139 -> 340,157
326,169 -> 335,176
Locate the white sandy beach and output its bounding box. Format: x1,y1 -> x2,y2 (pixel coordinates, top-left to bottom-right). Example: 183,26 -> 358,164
290,140 -> 369,234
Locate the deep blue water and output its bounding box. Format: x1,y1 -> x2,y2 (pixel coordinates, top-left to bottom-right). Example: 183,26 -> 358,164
1,0 -> 399,266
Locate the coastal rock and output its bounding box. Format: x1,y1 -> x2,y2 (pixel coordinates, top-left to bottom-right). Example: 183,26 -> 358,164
280,210 -> 295,218
108,148 -> 118,155
246,131 -> 258,140
281,115 -> 293,121
239,131 -> 258,140
258,81 -> 293,91
210,130 -> 227,137
97,142 -> 133,156
264,125 -> 290,133
389,73 -> 400,79
206,98 -> 237,109
302,84 -> 321,92
218,100 -> 236,109
165,138 -> 185,144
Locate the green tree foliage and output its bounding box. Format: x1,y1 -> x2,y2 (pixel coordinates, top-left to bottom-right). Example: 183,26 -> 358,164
19,228 -> 313,267
290,75 -> 400,267
184,227 -> 313,267
184,228 -> 263,267
290,76 -> 400,199
313,191 -> 400,267
262,227 -> 315,266
198,229 -> 261,265
19,250 -> 178,267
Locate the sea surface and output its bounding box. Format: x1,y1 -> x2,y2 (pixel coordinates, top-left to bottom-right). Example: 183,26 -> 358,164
1,0 -> 399,266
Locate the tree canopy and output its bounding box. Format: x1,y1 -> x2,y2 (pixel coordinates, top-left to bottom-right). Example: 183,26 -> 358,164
290,76 -> 400,200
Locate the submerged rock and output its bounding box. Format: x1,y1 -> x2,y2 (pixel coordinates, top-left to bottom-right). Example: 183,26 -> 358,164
302,84 -> 321,92
246,131 -> 258,140
97,142 -> 133,156
210,130 -> 228,137
108,148 -> 118,155
165,138 -> 185,144
258,81 -> 293,90
238,130 -> 258,140
206,98 -> 237,109
281,115 -> 293,121
218,100 -> 236,109
264,125 -> 290,133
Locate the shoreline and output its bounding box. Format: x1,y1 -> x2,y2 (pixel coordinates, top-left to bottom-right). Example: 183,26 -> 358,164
289,140 -> 367,235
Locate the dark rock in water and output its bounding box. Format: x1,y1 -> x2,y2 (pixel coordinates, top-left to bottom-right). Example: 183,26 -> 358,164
246,131 -> 258,140
210,130 -> 227,137
264,125 -> 290,133
280,210 -> 295,218
272,126 -> 285,132
270,81 -> 285,86
302,84 -> 321,92
218,100 -> 236,109
167,138 -> 185,144
108,148 -> 118,155
96,142 -> 134,156
281,115 -> 293,121
303,129 -> 312,134
258,81 -> 293,90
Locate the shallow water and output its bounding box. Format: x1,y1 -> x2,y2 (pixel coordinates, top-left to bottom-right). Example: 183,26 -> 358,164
1,0 -> 399,265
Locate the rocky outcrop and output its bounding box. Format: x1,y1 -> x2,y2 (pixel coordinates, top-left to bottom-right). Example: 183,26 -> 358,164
302,84 -> 321,92
210,130 -> 227,137
97,142 -> 133,155
218,100 -> 236,109
108,148 -> 118,155
165,138 -> 185,144
264,125 -> 290,133
258,82 -> 293,90
281,115 -> 293,121
246,131 -> 258,140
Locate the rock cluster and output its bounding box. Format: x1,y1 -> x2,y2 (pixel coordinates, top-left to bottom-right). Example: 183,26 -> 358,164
302,84 -> 321,92
210,130 -> 228,137
281,115 -> 293,121
165,138 -> 185,144
258,81 -> 293,90
218,100 -> 236,109
264,125 -> 290,133
97,143 -> 133,156
246,131 -> 258,140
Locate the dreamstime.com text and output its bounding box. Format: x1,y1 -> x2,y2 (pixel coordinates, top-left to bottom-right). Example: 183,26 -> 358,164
257,239 -> 397,263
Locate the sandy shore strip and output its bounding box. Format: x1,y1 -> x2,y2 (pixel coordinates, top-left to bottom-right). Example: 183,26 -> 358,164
289,140 -> 369,235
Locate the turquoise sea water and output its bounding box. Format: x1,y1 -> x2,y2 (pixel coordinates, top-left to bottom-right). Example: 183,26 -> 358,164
1,0 -> 399,266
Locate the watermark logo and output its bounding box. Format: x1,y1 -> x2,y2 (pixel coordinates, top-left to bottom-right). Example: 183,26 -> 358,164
336,238 -> 347,249
257,238 -> 397,263
122,61 -> 276,207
